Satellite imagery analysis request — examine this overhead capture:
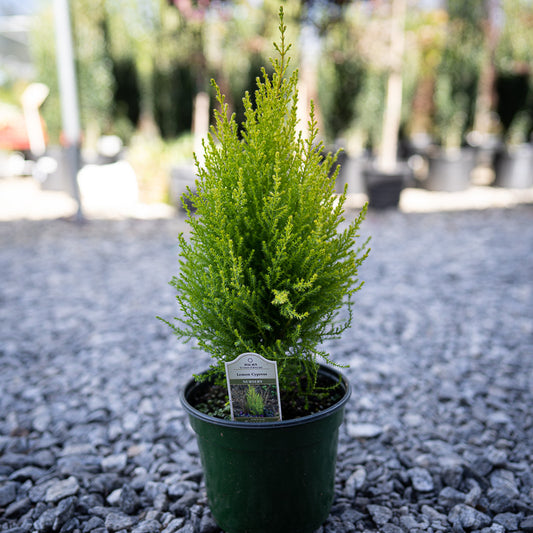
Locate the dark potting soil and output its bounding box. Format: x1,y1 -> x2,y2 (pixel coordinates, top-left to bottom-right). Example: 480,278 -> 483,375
189,373 -> 345,421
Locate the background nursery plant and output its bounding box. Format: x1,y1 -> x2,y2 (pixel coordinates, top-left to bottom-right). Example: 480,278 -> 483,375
162,8 -> 369,417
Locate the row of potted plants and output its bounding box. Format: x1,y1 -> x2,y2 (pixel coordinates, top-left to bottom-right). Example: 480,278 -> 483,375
320,0 -> 533,203
334,135 -> 533,208
331,136 -> 533,212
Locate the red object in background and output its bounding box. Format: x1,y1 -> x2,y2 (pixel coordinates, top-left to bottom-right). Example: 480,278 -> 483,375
0,117 -> 32,151
0,102 -> 49,153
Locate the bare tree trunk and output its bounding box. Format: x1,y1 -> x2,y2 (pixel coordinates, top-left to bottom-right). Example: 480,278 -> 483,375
297,24 -> 322,139
137,51 -> 159,138
410,76 -> 436,137
377,0 -> 407,173
473,0 -> 500,136
473,38 -> 498,136
192,91 -> 210,164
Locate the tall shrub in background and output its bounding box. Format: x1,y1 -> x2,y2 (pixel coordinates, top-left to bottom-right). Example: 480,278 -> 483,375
104,0 -> 161,136
434,3 -> 484,142
495,0 -> 533,135
73,0 -> 115,147
405,8 -> 448,140
318,3 -> 368,145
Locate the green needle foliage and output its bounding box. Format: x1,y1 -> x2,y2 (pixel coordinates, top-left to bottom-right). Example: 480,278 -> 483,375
162,7 -> 370,398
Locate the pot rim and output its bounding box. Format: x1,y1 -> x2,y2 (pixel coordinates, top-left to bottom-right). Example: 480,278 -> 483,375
180,364 -> 351,430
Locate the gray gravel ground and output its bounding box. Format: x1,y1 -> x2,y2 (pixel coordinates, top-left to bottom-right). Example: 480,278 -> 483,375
1,204 -> 533,533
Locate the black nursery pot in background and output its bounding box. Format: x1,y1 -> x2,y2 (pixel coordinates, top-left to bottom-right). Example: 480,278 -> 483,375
424,147 -> 476,192
180,365 -> 351,533
493,144 -> 533,189
363,162 -> 411,209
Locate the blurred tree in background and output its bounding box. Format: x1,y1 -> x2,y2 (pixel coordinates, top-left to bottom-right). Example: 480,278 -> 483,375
319,3 -> 368,149
30,0 -> 115,147
405,8 -> 447,141
432,1 -> 484,147
494,0 -> 533,137
104,0 -> 160,139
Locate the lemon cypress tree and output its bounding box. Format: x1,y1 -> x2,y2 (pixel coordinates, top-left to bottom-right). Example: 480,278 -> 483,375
163,8 -> 369,399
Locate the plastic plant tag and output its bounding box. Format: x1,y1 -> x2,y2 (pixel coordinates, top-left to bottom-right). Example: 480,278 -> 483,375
225,352 -> 282,422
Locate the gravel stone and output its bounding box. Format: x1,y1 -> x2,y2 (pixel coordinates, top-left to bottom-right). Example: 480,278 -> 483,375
345,467 -> 367,498
442,462 -> 464,489
44,477 -> 79,503
381,524 -> 403,533
131,519 -> 161,533
488,489 -> 515,513
1,454 -> 32,470
408,467 -> 434,492
82,517 -> 105,532
367,504 -> 392,525
346,423 -> 383,439
101,453 -> 127,473
490,469 -> 519,497
1,206 -> 533,532
439,487 -> 467,508
521,516 -> 533,531
3,497 -> 32,519
162,518 -> 186,533
53,496 -> 77,530
465,479 -> 482,507
449,504 -> 492,529
485,447 -> 508,467
493,512 -> 520,530
59,517 -> 80,532
167,481 -> 199,499
0,482 -> 18,507
9,466 -> 47,482
480,525 -> 506,533
175,524 -> 195,533
33,509 -> 56,532
119,484 -> 140,515
104,511 -> 138,531
106,488 -> 121,506
198,512 -> 219,533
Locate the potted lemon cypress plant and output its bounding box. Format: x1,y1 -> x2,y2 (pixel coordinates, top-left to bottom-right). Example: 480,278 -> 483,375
160,9 -> 369,533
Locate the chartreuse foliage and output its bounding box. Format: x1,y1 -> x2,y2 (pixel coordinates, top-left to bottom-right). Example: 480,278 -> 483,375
162,7 -> 369,396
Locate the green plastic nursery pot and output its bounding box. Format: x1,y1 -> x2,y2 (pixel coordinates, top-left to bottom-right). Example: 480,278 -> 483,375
180,365 -> 351,533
